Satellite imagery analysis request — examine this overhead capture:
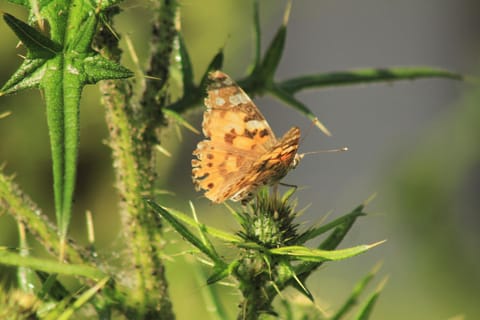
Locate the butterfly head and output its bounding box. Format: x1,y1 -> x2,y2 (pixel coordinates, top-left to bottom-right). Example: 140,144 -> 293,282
291,152 -> 304,169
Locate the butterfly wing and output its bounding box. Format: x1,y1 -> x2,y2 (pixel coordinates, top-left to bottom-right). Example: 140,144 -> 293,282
202,71 -> 276,149
227,126 -> 301,202
192,71 -> 278,203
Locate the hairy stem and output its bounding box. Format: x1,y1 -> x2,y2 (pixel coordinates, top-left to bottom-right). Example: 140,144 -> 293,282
95,3 -> 176,318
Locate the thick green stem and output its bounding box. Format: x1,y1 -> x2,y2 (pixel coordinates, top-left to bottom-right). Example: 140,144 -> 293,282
96,2 -> 177,318
236,251 -> 274,320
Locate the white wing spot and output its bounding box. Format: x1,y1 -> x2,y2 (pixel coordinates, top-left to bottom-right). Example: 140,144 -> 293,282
246,120 -> 268,130
215,97 -> 226,106
229,93 -> 248,106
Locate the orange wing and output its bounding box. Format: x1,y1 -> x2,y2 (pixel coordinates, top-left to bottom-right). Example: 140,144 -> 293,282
192,71 -> 301,203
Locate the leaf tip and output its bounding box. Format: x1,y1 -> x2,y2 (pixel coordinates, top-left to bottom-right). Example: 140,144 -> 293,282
312,117 -> 332,136
376,275 -> 389,293
155,144 -> 172,157
369,239 -> 387,249
283,0 -> 293,26
363,192 -> 377,207
0,111 -> 11,119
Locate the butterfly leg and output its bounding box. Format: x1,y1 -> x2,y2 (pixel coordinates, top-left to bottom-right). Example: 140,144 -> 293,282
279,182 -> 298,191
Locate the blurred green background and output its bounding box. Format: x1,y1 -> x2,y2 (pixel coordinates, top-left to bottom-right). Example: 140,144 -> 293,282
1,0 -> 479,319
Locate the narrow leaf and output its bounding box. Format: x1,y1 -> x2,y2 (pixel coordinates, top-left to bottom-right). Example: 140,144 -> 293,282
37,271 -> 69,301
17,222 -> 37,293
270,241 -> 384,262
206,260 -> 239,285
178,34 -> 195,92
277,261 -> 314,301
68,11 -> 97,53
164,109 -> 200,134
2,12 -> 61,58
269,84 -> 331,136
251,0 -> 261,72
146,200 -> 225,264
259,1 -> 291,81
83,55 -> 133,84
294,204 -> 366,280
163,206 -> 242,243
354,277 -> 389,320
260,25 -> 286,82
279,67 -> 463,94
57,277 -> 110,320
332,263 -> 382,320
199,50 -> 224,90
195,265 -> 229,320
0,249 -> 105,280
319,205 -> 365,251
0,58 -> 46,95
297,209 -> 366,244
38,273 -> 61,301
190,201 -> 219,260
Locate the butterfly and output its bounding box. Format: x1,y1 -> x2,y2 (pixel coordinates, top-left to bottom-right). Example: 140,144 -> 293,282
192,71 -> 302,203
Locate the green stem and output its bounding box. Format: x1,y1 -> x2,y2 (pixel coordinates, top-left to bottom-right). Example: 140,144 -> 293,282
0,169 -> 86,264
96,2 -> 176,318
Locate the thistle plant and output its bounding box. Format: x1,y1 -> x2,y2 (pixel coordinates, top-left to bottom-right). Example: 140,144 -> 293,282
148,189 -> 384,319
0,0 -> 464,319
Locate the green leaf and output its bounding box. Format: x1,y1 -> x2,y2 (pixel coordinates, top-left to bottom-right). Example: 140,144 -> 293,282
250,0 -> 261,72
354,277 -> 388,320
83,55 -> 133,84
146,200 -> 226,265
0,248 -> 106,280
258,1 -> 291,82
164,109 -> 200,135
17,222 -> 37,294
42,277 -> 110,320
269,241 -> 385,262
2,12 -> 61,58
1,2 -> 133,244
206,260 -> 239,285
0,58 -> 46,96
195,265 -> 229,320
37,271 -> 69,301
178,34 -> 195,92
332,263 -> 382,320
190,201 -> 219,262
199,50 -> 224,90
162,206 -> 242,243
277,260 -> 314,301
297,209 -> 366,244
319,205 -> 365,251
279,67 -> 463,94
269,84 -> 331,136
294,204 -> 367,280
56,277 -> 110,320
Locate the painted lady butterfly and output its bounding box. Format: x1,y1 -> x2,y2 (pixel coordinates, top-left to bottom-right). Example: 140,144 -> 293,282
192,71 -> 301,203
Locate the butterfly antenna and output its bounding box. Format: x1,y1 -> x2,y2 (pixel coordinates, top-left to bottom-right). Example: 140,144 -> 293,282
299,116 -> 332,146
298,147 -> 348,159
299,120 -> 315,145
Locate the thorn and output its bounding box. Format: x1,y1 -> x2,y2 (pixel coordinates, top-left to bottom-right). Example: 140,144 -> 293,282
313,117 -> 332,136
0,111 -> 12,119
363,192 -> 377,207
155,144 -> 172,157
283,0 -> 293,26
86,210 -> 95,245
